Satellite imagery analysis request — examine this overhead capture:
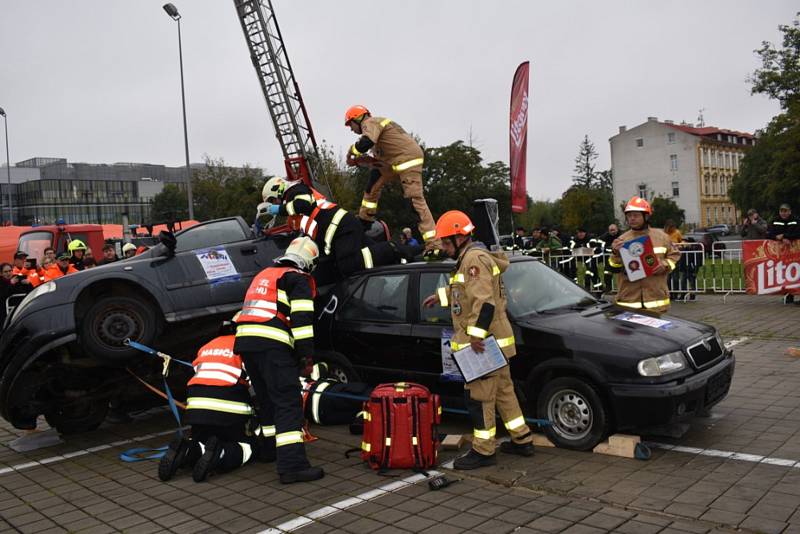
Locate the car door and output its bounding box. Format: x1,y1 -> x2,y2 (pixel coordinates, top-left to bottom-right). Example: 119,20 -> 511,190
333,272 -> 415,383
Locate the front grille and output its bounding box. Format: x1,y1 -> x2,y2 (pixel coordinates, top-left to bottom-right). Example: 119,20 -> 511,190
687,336 -> 723,369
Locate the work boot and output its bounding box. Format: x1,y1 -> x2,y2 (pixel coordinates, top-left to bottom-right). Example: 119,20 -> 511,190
453,449 -> 496,470
499,440 -> 535,457
158,437 -> 194,481
192,436 -> 223,483
280,466 -> 325,484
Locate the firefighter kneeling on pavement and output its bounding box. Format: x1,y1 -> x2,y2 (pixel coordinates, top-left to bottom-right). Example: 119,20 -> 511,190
425,210 -> 534,469
607,196 -> 680,315
233,236 -> 325,484
158,320 -> 259,483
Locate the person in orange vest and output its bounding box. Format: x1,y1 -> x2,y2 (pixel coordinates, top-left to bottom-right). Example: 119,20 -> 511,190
9,251 -> 33,295
260,177 -> 417,280
25,258 -> 46,288
344,105 -> 441,260
44,253 -> 79,282
159,319 -> 260,483
233,236 -> 324,484
607,197 -> 681,314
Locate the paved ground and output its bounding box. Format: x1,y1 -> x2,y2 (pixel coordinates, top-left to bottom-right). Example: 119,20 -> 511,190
1,293 -> 799,533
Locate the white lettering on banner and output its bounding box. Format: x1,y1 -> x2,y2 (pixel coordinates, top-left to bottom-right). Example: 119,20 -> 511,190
199,348 -> 235,357
755,259 -> 800,294
510,91 -> 528,148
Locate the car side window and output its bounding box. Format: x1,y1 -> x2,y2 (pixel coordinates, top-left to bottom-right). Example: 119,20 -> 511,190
340,274 -> 409,322
419,272 -> 452,325
175,219 -> 248,252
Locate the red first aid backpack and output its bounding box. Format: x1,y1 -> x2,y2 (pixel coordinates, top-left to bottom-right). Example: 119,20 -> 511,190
359,382 -> 441,471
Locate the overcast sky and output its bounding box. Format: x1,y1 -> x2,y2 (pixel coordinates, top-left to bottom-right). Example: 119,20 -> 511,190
0,1 -> 794,200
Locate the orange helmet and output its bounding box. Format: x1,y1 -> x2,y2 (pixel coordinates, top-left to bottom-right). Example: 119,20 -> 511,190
624,196 -> 652,215
344,105 -> 370,125
435,210 -> 475,239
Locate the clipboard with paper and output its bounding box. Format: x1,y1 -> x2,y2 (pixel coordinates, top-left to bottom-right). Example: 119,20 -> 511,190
451,335 -> 508,383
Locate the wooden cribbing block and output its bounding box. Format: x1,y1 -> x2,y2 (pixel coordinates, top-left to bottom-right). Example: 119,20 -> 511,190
441,434 -> 469,450
532,434 -> 555,448
593,433 -> 640,458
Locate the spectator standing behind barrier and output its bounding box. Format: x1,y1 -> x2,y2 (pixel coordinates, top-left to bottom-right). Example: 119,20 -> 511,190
511,226 -> 527,250
679,238 -> 703,301
10,252 -> 32,295
741,209 -> 768,239
536,228 -> 563,266
402,227 -> 419,246
599,223 -> 620,293
43,247 -> 56,264
663,220 -> 683,296
98,244 -> 118,265
768,204 -> 800,304
0,263 -> 14,325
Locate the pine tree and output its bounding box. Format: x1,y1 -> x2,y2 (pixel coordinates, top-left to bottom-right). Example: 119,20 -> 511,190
572,135 -> 598,188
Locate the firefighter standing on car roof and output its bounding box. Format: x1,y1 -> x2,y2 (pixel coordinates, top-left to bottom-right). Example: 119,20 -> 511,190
607,197 -> 680,315
426,210 -> 534,470
159,319 -> 260,483
260,177 -> 416,278
67,239 -> 87,270
233,236 -> 325,484
343,105 -> 442,260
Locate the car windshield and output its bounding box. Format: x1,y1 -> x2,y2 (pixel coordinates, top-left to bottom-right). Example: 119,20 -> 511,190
18,231 -> 53,260
503,260 -> 598,316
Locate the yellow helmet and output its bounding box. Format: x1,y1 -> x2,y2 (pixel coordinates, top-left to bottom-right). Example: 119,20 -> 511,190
67,239 -> 87,252
262,177 -> 288,203
276,236 -> 319,272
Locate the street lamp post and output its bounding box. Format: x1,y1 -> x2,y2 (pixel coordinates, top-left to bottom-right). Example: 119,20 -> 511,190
162,3 -> 194,221
0,108 -> 12,225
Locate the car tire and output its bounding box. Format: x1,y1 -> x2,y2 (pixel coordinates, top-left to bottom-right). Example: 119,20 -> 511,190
80,295 -> 160,363
45,397 -> 110,434
316,350 -> 360,383
537,376 -> 608,451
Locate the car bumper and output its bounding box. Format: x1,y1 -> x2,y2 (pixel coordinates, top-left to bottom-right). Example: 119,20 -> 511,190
608,351 -> 735,429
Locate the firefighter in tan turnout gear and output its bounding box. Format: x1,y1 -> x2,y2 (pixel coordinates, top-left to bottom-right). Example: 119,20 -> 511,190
608,196 -> 681,315
344,105 -> 441,259
426,210 -> 534,469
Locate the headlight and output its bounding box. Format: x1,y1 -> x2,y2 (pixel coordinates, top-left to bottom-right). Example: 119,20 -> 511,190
11,281 -> 57,320
637,351 -> 686,377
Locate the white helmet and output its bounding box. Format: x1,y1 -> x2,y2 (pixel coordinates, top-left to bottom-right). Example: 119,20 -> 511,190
122,243 -> 137,254
262,176 -> 288,203
275,236 -> 319,272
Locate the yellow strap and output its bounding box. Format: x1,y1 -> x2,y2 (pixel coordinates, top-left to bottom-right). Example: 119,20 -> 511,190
361,247 -> 374,269
361,199 -> 378,209
392,157 -> 424,172
473,427 -> 496,440
504,415 -> 526,431
290,299 -> 314,313
466,326 -> 488,339
379,118 -> 392,127
437,287 -> 448,307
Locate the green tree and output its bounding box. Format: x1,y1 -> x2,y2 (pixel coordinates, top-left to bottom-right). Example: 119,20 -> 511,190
190,157 -> 264,221
731,12 -> 800,215
560,186 -> 613,235
151,183 -> 188,222
572,135 -> 598,188
649,196 -> 685,228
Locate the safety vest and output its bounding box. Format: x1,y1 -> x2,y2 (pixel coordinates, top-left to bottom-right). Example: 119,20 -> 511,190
236,266 -> 301,324
287,187 -> 337,230
188,335 -> 247,388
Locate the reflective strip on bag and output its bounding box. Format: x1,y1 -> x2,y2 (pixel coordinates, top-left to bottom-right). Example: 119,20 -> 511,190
291,325 -> 314,340
311,381 -> 331,424
473,427 -> 496,440
361,441 -> 371,452
392,158 -> 424,172
261,425 -> 276,437
290,299 -> 314,313
437,287 -> 448,307
276,431 -> 304,447
324,209 -> 347,256
504,415 -> 526,431
466,326 -> 488,339
361,199 -> 378,209
361,247 -> 374,269
422,229 -> 436,241
380,118 -> 392,127
385,438 -> 391,446
412,436 -> 418,445
186,397 -> 254,415
236,324 -> 294,346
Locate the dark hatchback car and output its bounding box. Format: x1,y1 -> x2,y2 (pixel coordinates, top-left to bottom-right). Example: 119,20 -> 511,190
315,256 -> 735,450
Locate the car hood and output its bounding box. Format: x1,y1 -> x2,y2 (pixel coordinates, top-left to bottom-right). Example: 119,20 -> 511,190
515,304 -> 714,358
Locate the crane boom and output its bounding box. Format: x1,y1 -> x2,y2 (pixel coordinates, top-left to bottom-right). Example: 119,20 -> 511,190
233,0 -> 322,187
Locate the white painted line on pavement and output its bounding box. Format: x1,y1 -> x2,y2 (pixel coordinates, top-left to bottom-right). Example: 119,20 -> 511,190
259,471 -> 440,533
0,428 -> 180,476
648,442 -> 799,468
724,336 -> 749,349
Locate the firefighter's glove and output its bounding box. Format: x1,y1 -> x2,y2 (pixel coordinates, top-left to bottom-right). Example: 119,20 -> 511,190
299,355 -> 314,378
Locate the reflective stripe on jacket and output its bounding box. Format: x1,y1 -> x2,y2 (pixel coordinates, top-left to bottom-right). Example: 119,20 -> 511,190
188,335 -> 247,388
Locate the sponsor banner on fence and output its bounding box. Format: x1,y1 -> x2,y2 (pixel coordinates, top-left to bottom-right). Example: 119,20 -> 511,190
743,239 -> 800,295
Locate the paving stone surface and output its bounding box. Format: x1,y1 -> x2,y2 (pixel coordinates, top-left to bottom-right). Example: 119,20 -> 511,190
0,293 -> 798,532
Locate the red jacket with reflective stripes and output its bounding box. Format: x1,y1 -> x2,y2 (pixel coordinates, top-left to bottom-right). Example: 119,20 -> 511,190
188,335 -> 247,388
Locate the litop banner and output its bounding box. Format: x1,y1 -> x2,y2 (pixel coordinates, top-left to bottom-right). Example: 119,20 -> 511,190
509,61 -> 529,214
743,239 -> 800,295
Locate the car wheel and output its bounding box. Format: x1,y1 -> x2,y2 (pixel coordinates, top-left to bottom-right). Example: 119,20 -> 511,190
537,376 -> 608,451
316,350 -> 360,383
44,396 -> 110,434
80,295 -> 160,362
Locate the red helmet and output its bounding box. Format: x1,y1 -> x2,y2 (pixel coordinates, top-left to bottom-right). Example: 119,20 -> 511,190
435,210 -> 475,239
624,196 -> 652,215
344,105 -> 370,125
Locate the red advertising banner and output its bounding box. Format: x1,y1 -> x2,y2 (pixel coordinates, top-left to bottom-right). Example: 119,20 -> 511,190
743,240 -> 800,295
509,61 -> 529,214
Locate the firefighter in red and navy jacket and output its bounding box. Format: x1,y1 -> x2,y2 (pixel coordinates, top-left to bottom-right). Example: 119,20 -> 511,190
159,323 -> 258,483
233,236 -> 325,484
259,177 -> 415,279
